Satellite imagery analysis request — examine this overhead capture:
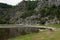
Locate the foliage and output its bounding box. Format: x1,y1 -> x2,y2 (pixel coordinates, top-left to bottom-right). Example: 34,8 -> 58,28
40,5 -> 60,20
0,2 -> 60,24
20,10 -> 36,19
25,1 -> 38,10
0,3 -> 13,24
0,3 -> 12,9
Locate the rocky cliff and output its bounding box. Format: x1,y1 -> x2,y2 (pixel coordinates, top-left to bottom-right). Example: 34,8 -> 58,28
0,0 -> 60,24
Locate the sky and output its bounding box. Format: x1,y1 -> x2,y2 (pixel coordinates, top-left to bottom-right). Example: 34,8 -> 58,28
0,0 -> 22,6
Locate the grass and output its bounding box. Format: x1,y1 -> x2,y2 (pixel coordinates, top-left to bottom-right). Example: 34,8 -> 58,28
8,29 -> 60,40
8,24 -> 60,40
43,29 -> 60,40
0,24 -> 60,28
0,24 -> 17,26
45,24 -> 60,28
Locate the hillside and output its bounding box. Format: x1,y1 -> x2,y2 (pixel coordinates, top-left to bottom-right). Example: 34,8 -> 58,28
8,1 -> 60,24
0,3 -> 12,14
0,3 -> 13,24
0,1 -> 60,24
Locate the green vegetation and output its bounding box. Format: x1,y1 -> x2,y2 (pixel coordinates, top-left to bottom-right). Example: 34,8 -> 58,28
0,24 -> 16,26
20,1 -> 38,18
46,24 -> 60,28
0,3 -> 13,24
25,1 -> 38,10
40,5 -> 60,20
20,10 -> 36,18
8,24 -> 60,40
0,2 -> 60,24
8,29 -> 60,40
20,5 -> 60,24
0,3 -> 12,9
43,29 -> 60,40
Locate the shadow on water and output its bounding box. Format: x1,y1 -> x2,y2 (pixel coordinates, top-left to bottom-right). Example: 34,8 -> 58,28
0,27 -> 39,40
